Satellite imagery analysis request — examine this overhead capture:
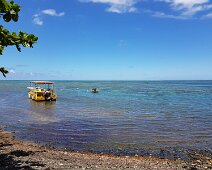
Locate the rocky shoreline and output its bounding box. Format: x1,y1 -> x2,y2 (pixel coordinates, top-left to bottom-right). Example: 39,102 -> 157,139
0,129 -> 211,170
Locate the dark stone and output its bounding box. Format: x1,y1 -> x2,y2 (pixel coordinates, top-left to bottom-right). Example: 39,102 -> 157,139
10,150 -> 33,157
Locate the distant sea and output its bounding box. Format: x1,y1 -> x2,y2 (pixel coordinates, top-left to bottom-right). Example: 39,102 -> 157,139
0,80 -> 212,159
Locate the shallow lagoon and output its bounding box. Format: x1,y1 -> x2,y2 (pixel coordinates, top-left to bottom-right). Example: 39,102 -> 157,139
0,80 -> 212,159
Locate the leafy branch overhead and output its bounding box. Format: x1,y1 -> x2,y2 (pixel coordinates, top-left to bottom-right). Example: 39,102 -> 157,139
0,26 -> 38,54
0,0 -> 38,77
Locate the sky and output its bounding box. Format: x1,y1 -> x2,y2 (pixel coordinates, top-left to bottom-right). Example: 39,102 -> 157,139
1,0 -> 212,80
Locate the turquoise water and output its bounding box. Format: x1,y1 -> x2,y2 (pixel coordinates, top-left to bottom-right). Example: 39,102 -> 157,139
0,80 -> 212,158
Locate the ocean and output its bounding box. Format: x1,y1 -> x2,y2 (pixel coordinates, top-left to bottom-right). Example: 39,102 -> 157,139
0,80 -> 212,159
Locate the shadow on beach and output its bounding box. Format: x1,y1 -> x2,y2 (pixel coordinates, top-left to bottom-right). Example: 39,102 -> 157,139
0,151 -> 45,170
0,146 -> 45,170
0,130 -> 46,170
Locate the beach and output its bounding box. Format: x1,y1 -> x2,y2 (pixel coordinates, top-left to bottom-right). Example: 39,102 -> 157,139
1,0 -> 212,167
2,129 -> 211,170
1,81 -> 212,169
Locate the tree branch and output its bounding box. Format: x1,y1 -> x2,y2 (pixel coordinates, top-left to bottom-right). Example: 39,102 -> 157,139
0,67 -> 8,77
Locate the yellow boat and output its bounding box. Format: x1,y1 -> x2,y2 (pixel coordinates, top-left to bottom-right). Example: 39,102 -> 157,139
27,81 -> 57,101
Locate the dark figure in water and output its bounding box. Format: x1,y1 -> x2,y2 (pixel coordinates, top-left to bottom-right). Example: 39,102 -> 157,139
44,90 -> 51,100
91,88 -> 98,93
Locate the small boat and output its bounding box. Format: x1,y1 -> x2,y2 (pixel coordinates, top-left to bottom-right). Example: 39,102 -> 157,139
27,81 -> 57,101
91,88 -> 99,93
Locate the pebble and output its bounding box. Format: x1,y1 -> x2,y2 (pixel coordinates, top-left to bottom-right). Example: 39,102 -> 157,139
1,129 -> 212,170
196,160 -> 201,163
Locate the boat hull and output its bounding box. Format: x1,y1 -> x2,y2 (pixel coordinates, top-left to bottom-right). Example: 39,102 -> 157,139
28,91 -> 57,101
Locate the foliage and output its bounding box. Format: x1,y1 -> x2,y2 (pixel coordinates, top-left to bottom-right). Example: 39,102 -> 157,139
0,0 -> 38,77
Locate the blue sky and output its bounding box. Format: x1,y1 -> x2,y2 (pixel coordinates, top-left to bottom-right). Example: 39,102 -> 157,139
1,0 -> 212,80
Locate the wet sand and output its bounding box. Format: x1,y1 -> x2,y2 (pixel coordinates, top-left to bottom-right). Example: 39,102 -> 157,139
0,129 -> 211,170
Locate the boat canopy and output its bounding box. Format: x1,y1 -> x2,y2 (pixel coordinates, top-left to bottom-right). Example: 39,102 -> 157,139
30,81 -> 54,85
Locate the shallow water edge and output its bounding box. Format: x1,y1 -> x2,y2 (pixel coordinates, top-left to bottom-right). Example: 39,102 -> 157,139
1,128 -> 212,170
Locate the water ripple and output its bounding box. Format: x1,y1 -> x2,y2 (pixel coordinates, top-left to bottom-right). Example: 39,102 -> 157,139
0,80 -> 212,159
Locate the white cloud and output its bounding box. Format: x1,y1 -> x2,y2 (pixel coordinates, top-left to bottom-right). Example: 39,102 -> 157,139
159,0 -> 212,16
118,40 -> 127,47
79,0 -> 138,13
152,11 -> 188,19
33,9 -> 65,26
42,9 -> 65,17
170,0 -> 208,6
79,0 -> 212,18
9,69 -> 15,74
202,12 -> 212,18
33,15 -> 43,26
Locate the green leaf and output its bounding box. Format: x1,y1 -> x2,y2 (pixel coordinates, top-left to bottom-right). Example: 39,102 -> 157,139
0,0 -> 38,77
3,12 -> 11,22
11,14 -> 18,22
0,67 -> 9,77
